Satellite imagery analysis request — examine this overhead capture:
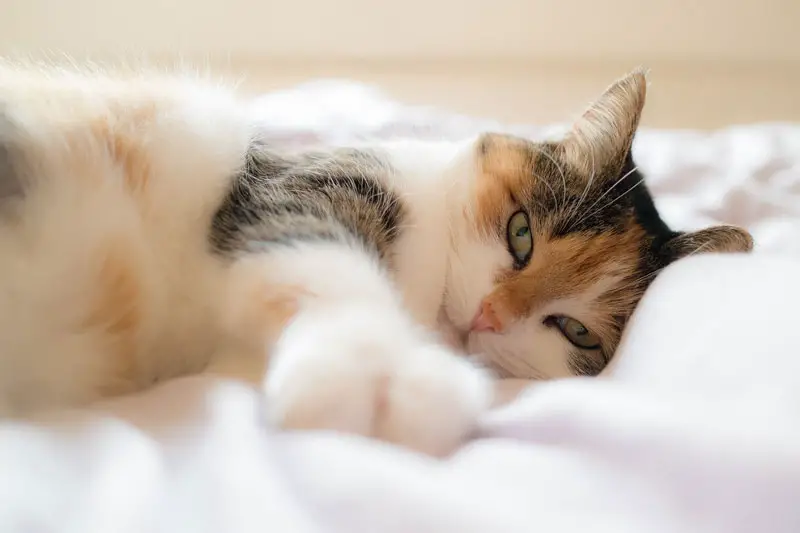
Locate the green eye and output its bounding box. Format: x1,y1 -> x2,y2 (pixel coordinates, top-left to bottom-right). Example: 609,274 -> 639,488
506,210 -> 532,265
548,316 -> 602,350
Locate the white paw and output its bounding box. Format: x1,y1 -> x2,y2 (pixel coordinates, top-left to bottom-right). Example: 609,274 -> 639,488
264,305 -> 493,456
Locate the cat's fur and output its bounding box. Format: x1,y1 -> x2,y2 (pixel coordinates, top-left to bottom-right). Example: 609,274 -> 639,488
0,62 -> 752,454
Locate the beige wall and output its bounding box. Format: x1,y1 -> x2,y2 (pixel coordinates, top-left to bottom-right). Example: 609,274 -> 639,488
3,0 -> 799,128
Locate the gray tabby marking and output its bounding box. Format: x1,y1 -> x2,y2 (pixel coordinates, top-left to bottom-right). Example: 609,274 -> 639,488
210,140 -> 405,263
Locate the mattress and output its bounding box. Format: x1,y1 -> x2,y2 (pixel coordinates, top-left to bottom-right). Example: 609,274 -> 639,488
2,81 -> 799,533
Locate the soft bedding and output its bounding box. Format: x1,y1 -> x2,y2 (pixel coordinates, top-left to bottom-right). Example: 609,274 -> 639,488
2,81 -> 800,533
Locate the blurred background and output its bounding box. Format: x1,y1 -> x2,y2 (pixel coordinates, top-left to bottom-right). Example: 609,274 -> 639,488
2,0 -> 798,129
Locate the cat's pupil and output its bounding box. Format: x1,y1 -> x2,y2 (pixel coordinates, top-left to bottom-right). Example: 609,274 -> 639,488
516,227 -> 529,238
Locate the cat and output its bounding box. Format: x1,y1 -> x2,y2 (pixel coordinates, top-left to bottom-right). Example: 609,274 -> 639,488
0,61 -> 752,455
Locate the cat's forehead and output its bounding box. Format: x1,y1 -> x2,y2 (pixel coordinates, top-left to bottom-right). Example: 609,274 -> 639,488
476,132 -> 641,238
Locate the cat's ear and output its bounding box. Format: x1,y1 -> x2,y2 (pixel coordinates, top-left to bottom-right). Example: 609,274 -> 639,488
560,68 -> 648,177
661,225 -> 754,262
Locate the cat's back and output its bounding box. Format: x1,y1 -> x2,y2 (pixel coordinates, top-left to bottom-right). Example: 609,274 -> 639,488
0,61 -> 253,413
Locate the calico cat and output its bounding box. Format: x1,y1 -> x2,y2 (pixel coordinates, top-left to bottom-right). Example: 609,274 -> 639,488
0,62 -> 752,455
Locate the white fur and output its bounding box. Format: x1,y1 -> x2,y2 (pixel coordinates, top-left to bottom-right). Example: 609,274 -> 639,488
262,244 -> 490,456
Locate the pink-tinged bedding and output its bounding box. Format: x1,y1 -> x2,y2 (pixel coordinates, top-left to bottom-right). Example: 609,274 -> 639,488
2,81 -> 799,533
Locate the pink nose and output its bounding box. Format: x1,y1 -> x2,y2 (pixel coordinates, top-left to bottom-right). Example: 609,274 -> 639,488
470,301 -> 502,333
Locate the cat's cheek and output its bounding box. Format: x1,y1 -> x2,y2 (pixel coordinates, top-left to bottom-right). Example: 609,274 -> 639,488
466,322 -> 573,380
444,240 -> 510,330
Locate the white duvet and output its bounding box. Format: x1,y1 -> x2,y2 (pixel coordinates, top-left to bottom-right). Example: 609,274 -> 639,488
2,81 -> 800,533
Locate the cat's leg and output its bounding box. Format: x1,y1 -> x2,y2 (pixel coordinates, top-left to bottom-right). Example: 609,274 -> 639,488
218,241 -> 494,456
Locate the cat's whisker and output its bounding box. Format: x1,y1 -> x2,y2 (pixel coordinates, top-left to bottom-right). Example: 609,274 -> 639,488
677,239 -> 717,261
529,145 -> 563,211
575,166 -> 639,226
547,147 -> 569,211
613,268 -> 665,294
565,148 -> 598,228
582,173 -> 644,224
568,174 -> 593,226
486,348 -> 550,381
515,358 -> 550,381
535,173 -> 560,214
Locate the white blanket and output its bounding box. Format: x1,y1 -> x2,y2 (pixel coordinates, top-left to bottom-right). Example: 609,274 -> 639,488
2,81 -> 799,533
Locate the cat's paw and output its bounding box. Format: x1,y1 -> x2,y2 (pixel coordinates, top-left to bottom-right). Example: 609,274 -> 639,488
264,305 -> 493,456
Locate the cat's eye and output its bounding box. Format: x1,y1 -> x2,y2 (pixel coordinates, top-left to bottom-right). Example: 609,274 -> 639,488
546,316 -> 601,350
506,210 -> 532,265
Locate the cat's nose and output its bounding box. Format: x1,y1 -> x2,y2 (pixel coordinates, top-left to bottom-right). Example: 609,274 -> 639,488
470,301 -> 503,333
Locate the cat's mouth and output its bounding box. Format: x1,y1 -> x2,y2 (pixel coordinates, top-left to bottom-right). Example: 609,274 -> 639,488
437,307 -> 502,356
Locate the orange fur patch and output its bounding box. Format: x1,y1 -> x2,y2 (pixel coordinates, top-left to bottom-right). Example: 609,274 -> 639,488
228,274 -> 312,348
487,225 -> 644,320
472,133 -> 534,236
259,286 -> 307,341
91,102 -> 156,195
81,239 -> 142,388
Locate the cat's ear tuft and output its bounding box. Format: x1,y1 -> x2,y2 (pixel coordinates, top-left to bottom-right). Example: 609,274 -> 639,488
561,68 -> 648,177
662,225 -> 754,262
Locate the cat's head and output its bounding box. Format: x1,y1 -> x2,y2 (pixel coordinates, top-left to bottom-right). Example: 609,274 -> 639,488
443,68 -> 753,379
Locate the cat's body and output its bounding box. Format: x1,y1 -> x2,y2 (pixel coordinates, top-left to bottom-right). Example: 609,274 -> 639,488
0,62 -> 752,454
